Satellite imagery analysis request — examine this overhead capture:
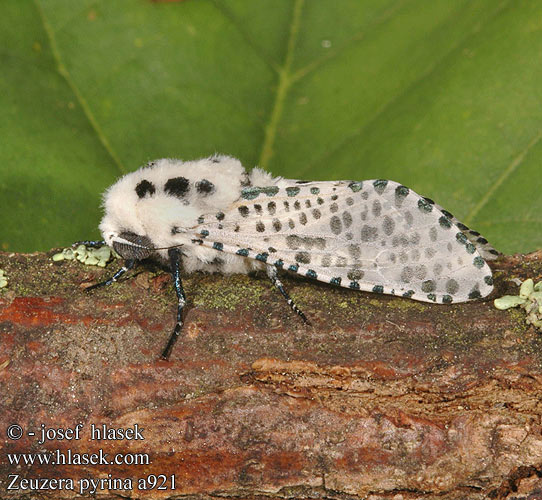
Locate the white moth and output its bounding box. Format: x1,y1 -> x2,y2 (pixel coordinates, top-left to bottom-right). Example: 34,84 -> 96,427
87,154 -> 497,358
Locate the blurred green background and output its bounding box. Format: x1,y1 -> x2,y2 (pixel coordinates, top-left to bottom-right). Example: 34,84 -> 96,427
1,0 -> 541,254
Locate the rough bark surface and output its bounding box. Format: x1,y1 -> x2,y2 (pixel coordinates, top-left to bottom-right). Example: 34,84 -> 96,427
1,250 -> 542,500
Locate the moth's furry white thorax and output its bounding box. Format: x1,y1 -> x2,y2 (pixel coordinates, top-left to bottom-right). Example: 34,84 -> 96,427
99,155 -> 278,272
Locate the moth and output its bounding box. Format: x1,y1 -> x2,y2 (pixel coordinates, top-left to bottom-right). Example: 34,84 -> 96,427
83,155 -> 498,359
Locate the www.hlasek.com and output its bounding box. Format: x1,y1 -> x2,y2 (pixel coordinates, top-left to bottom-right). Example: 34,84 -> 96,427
5,423 -> 176,495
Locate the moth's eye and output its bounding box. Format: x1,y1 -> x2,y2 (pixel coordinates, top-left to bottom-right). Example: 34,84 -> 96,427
113,232 -> 154,260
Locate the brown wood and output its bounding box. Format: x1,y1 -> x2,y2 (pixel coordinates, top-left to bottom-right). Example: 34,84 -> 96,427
1,250 -> 542,499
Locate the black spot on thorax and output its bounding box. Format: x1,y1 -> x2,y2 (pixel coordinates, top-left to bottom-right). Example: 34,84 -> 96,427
135,180 -> 156,198
164,177 -> 190,198
196,179 -> 215,195
240,172 -> 251,187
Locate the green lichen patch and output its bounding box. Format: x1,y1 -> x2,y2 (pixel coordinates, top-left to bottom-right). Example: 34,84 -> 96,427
52,244 -> 114,267
0,268 -> 8,288
191,274 -> 265,312
494,278 -> 542,329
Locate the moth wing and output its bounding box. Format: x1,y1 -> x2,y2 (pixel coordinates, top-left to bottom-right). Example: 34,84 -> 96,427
195,179 -> 494,304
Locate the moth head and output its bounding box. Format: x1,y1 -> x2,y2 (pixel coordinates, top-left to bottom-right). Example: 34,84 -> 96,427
110,231 -> 154,261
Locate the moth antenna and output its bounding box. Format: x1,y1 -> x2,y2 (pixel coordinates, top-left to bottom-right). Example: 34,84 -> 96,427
152,244 -> 185,251
72,240 -> 106,248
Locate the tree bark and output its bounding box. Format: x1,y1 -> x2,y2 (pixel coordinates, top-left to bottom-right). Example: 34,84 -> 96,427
1,250 -> 542,499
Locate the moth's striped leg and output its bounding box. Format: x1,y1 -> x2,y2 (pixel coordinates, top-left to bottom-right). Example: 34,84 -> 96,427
266,265 -> 311,325
161,248 -> 187,360
72,240 -> 106,248
85,259 -> 136,291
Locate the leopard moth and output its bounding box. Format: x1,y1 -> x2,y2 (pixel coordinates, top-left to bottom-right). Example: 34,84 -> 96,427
86,154 -> 498,359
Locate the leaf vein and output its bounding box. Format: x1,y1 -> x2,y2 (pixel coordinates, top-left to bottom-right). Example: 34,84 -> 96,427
290,0 -> 409,85
33,0 -> 126,175
258,0 -> 304,170
210,0 -> 280,75
465,129 -> 542,225
298,0 -> 512,177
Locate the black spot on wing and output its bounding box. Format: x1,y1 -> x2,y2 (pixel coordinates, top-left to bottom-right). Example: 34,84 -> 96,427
439,216 -> 452,229
135,180 -> 155,198
286,187 -> 300,197
295,252 -> 311,264
473,256 -> 485,268
256,252 -> 269,262
418,198 -> 433,213
164,177 -> 190,198
421,280 -> 436,293
373,179 -> 388,194
394,185 -> 409,207
347,269 -> 364,280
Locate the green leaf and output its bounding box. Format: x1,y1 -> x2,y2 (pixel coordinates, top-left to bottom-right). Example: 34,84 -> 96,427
1,0 -> 541,254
